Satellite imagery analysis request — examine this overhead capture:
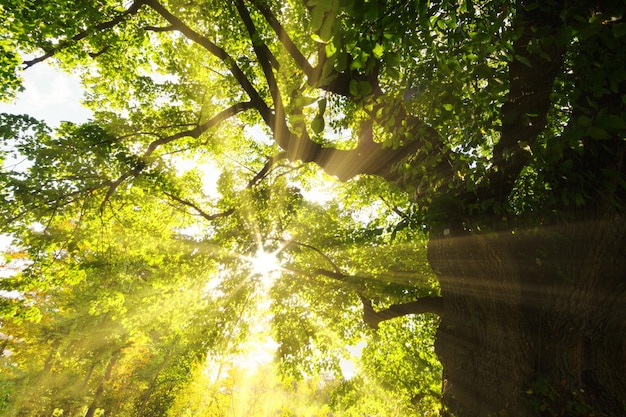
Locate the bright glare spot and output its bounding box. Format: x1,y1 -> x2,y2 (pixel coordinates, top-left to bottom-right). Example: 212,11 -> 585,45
250,249 -> 281,278
339,357 -> 357,379
351,200 -> 383,225
300,187 -> 335,204
203,269 -> 227,298
290,167 -> 338,205
172,158 -> 222,199
30,222 -> 46,233
233,335 -> 279,370
0,234 -> 12,252
339,341 -> 366,379
0,59 -> 91,127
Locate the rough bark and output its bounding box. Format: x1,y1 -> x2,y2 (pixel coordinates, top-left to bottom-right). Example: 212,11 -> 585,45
16,1 -> 623,416
489,2 -> 565,201
427,214 -> 626,417
421,4 -> 626,414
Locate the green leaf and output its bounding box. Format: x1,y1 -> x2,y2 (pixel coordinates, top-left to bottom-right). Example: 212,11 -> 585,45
372,43 -> 384,59
311,115 -> 325,133
335,51 -> 348,71
311,33 -> 328,44
612,23 -> 626,38
358,81 -> 373,97
319,14 -> 335,42
318,98 -> 327,114
587,126 -> 609,140
325,40 -> 337,57
515,55 -> 532,67
294,95 -> 318,107
310,6 -> 325,31
349,79 -> 359,96
596,114 -> 626,131
349,52 -> 368,70
385,52 -> 401,67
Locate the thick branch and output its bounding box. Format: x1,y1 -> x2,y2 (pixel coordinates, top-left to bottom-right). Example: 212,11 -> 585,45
252,0 -> 314,77
290,102 -> 451,186
234,0 -> 285,124
142,25 -> 175,32
360,295 -> 444,329
315,268 -> 444,328
246,151 -> 287,188
23,0 -> 146,68
144,0 -> 446,190
88,46 -> 110,59
144,102 -> 255,155
233,1 -> 448,185
489,2 -> 565,200
232,2 -> 280,71
161,150 -> 286,222
233,0 -> 325,165
281,244 -> 342,274
315,268 -> 354,283
253,0 -> 380,98
144,0 -> 273,126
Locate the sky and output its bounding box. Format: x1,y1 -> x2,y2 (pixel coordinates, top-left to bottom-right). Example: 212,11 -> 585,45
0,62 -> 92,127
1,62 -> 92,254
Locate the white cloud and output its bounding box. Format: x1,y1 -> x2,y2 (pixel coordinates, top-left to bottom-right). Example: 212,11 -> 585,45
0,61 -> 92,127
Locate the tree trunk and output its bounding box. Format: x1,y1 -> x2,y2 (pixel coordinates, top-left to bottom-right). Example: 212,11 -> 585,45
428,213 -> 626,416
85,353 -> 118,417
136,349 -> 172,417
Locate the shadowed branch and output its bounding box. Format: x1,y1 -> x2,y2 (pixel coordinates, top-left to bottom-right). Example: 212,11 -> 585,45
162,192 -> 235,222
359,295 -> 444,329
313,268 -> 444,328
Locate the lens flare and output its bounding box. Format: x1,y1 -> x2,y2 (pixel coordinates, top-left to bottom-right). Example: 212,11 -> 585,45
250,248 -> 281,278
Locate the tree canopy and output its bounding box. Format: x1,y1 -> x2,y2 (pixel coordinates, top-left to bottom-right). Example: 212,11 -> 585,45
1,0 -> 625,416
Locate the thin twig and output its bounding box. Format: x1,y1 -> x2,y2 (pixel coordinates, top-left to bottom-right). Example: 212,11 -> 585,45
163,191 -> 235,222
23,0 -> 146,68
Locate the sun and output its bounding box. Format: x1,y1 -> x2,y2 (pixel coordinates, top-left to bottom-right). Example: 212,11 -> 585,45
250,248 -> 281,278
244,237 -> 290,287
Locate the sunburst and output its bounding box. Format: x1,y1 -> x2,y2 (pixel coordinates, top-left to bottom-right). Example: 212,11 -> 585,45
249,247 -> 281,278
